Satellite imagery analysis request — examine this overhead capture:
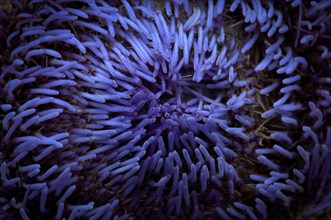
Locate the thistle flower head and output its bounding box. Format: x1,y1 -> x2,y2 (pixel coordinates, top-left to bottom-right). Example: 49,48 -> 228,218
0,0 -> 331,219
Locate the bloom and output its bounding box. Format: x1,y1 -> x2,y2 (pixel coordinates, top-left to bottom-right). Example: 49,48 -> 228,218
0,0 -> 330,219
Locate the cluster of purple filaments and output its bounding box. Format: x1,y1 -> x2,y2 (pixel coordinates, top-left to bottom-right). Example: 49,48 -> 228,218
0,0 -> 330,219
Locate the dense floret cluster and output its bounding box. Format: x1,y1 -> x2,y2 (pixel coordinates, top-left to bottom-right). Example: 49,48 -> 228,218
0,0 -> 330,219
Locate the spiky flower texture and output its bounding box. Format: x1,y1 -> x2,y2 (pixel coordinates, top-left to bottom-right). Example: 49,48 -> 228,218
0,0 -> 330,219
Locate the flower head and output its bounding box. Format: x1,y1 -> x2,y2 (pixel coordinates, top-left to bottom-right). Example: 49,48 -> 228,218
0,0 -> 330,219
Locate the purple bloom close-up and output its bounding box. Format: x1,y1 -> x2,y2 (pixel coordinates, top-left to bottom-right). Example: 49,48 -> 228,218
0,0 -> 330,219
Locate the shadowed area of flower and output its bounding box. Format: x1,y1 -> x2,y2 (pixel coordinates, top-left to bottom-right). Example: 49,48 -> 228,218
0,0 -> 330,219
